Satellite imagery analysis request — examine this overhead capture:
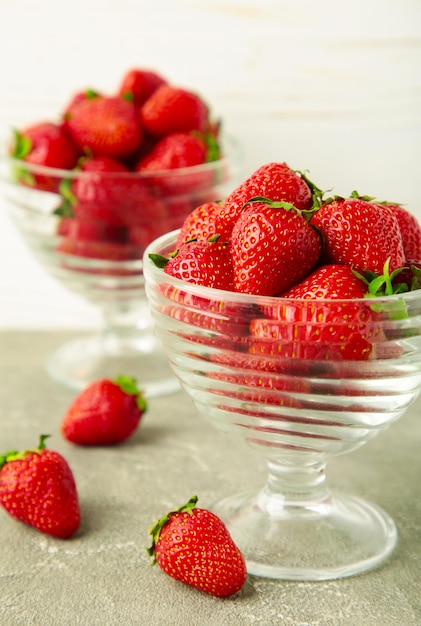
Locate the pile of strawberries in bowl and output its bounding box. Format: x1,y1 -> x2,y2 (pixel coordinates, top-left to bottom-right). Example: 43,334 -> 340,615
0,67 -> 238,393
143,162 -> 421,580
1,66 -> 237,265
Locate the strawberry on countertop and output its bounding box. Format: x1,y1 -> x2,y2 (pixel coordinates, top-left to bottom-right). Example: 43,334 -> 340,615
147,495 -> 247,598
61,375 -> 147,445
0,435 -> 80,538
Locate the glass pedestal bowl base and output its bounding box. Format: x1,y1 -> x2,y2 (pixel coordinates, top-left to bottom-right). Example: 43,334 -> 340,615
212,489 -> 397,581
46,332 -> 180,397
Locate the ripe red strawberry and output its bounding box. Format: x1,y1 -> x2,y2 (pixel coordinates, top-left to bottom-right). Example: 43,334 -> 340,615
65,94 -> 143,159
62,88 -> 100,127
147,495 -> 246,597
57,216 -> 127,244
0,435 -> 80,538
250,264 -> 381,362
128,221 -> 172,256
140,84 -> 209,137
214,162 -> 314,239
62,155 -> 167,227
208,349 -> 311,400
61,376 -> 147,445
175,202 -> 221,246
230,199 -> 321,295
160,236 -> 234,290
55,216 -> 137,261
135,131 -> 219,172
10,122 -> 80,191
380,202 -> 421,261
117,67 -> 167,106
310,197 -> 405,274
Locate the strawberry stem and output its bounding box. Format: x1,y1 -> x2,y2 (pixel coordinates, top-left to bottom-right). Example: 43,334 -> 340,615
352,258 -> 408,297
114,375 -> 147,413
11,129 -> 32,159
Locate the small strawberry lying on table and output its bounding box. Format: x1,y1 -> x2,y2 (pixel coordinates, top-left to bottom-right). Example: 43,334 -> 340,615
61,375 -> 147,445
0,435 -> 80,538
147,495 -> 247,597
151,161 -> 421,362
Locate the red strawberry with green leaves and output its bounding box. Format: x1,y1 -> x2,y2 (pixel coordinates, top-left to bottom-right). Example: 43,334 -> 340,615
310,196 -> 405,274
157,236 -> 234,290
65,94 -> 143,159
61,376 -> 147,445
230,199 -> 321,295
140,84 -> 209,137
176,201 -> 221,247
147,495 -> 246,598
135,131 -> 220,172
9,122 -> 80,191
62,88 -> 101,127
250,264 -> 383,362
135,131 -> 221,197
214,162 -> 315,239
0,435 -> 80,538
117,67 -> 167,106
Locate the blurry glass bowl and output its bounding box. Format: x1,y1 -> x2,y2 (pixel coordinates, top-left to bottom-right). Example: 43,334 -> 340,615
0,134 -> 241,396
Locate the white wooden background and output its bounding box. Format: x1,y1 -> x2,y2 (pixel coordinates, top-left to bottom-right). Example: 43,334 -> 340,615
1,0 -> 420,328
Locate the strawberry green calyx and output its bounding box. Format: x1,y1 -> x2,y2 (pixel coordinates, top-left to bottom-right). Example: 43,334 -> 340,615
85,88 -> 99,101
296,170 -> 326,210
243,196 -> 318,221
10,130 -> 35,186
147,495 -> 198,565
54,178 -> 76,218
11,129 -> 32,160
114,375 -> 147,413
203,133 -> 221,163
349,189 -> 376,202
0,434 -> 50,469
121,91 -> 135,103
149,253 -> 169,269
353,258 -> 408,297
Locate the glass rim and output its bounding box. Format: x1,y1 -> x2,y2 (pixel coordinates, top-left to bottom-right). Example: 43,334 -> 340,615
0,132 -> 240,181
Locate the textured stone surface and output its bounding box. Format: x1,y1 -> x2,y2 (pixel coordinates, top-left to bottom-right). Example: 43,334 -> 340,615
0,331 -> 420,626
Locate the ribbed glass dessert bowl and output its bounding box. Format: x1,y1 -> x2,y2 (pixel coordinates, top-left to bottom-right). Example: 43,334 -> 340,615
0,137 -> 239,396
144,229 -> 421,581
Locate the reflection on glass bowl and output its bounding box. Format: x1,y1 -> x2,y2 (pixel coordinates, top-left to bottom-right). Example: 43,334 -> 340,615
0,135 -> 241,396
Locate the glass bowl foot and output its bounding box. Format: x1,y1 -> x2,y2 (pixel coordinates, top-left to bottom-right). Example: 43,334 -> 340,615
212,490 -> 397,581
46,333 -> 180,397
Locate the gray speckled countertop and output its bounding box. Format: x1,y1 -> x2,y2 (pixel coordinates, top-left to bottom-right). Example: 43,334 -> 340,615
1,331 -> 420,626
